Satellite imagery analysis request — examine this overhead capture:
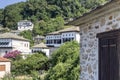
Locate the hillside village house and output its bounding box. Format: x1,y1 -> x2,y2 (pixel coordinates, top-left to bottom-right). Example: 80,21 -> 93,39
69,0 -> 120,80
45,26 -> 80,47
32,43 -> 50,57
0,33 -> 31,56
17,20 -> 34,31
0,57 -> 11,78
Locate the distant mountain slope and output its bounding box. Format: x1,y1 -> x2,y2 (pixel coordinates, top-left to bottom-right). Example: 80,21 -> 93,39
0,0 -> 109,35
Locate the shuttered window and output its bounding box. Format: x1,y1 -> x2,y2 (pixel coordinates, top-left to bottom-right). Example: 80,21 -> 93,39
0,65 -> 6,71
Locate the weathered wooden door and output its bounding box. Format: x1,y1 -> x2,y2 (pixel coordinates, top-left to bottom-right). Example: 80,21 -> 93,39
97,30 -> 119,80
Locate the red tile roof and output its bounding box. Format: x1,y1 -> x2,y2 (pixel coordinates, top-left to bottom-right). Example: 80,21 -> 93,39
0,57 -> 11,62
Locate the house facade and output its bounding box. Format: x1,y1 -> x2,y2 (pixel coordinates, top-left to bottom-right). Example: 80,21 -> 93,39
69,0 -> 120,80
0,33 -> 31,56
17,20 -> 34,31
45,26 -> 80,47
0,57 -> 11,78
32,43 -> 50,57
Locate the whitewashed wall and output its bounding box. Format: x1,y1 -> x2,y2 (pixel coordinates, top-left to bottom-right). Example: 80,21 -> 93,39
0,39 -> 30,56
18,21 -> 34,31
0,62 -> 11,78
32,48 -> 50,57
46,31 -> 80,47
12,39 -> 31,54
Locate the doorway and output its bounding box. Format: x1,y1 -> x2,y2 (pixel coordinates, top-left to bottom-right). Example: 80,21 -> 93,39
97,29 -> 119,80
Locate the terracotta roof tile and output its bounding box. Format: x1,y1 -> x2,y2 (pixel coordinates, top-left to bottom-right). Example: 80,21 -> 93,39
0,57 -> 11,62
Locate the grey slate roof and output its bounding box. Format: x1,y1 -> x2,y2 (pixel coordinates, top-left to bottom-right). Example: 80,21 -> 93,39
32,43 -> 48,48
47,26 -> 80,35
0,33 -> 29,41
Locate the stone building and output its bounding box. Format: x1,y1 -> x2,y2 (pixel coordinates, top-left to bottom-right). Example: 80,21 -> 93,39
0,57 -> 11,78
69,0 -> 120,80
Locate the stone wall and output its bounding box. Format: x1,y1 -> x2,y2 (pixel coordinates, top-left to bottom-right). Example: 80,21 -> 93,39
80,10 -> 120,80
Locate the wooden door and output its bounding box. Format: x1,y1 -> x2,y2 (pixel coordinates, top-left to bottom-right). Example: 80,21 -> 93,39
98,35 -> 119,80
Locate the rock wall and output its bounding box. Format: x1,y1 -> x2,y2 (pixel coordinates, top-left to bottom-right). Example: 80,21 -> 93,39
80,11 -> 120,80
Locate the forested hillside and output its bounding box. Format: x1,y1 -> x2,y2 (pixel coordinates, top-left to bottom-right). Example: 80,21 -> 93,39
0,0 -> 109,36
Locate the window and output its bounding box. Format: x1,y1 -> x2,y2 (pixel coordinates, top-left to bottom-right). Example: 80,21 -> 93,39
46,40 -> 49,44
57,39 -> 61,44
0,42 -> 9,45
26,44 -> 28,47
0,65 -> 6,71
54,40 -> 57,44
5,51 -> 8,54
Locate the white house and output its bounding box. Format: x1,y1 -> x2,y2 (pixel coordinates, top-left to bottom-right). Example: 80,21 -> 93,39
0,57 -> 11,78
32,43 -> 50,57
0,33 -> 31,56
69,0 -> 120,80
45,26 -> 80,47
17,20 -> 34,31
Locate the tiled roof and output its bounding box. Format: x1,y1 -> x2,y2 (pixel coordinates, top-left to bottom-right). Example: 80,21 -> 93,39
35,35 -> 45,38
0,26 -> 4,30
0,33 -> 29,41
0,57 -> 11,62
48,26 -> 80,35
48,31 -> 61,35
32,43 -> 48,48
60,26 -> 79,33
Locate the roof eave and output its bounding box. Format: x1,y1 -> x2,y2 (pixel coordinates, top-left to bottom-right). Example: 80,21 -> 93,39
67,0 -> 119,26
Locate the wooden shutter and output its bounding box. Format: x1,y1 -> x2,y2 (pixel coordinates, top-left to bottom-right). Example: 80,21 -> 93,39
0,65 -> 6,71
97,29 -> 120,80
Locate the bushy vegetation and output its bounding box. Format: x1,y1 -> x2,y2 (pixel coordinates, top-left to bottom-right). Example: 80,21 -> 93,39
11,53 -> 49,76
0,0 -> 109,32
3,41 -> 80,80
19,30 -> 34,47
4,51 -> 48,79
45,41 -> 80,80
3,50 -> 22,61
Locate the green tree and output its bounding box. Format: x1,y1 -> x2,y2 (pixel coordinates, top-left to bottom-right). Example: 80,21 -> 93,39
33,16 -> 64,36
3,2 -> 25,29
12,52 -> 49,76
23,0 -> 49,21
0,9 -> 4,25
45,41 -> 80,80
80,0 -> 108,10
47,0 -> 87,18
19,30 -> 34,46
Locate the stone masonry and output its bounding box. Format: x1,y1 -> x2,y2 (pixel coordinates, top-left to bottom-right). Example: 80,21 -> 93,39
80,10 -> 120,80
68,0 -> 120,80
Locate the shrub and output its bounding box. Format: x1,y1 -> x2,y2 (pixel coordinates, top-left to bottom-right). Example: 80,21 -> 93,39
11,52 -> 49,76
3,50 -> 22,61
45,41 -> 80,80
